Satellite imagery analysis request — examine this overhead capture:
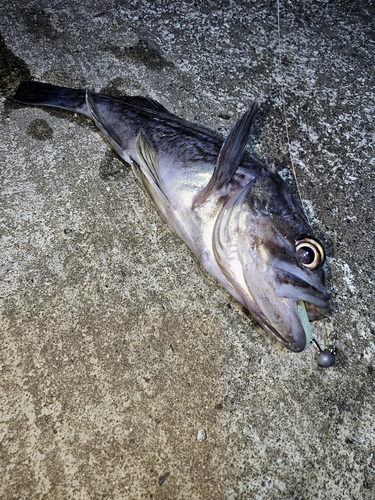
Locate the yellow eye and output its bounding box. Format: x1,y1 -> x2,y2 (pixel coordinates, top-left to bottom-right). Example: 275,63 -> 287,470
295,237 -> 325,270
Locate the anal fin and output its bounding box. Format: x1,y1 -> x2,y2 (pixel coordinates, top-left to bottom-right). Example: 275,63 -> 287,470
130,131 -> 174,223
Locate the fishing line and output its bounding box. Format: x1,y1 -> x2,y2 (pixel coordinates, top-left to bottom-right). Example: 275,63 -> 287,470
277,2 -> 335,368
276,0 -> 305,214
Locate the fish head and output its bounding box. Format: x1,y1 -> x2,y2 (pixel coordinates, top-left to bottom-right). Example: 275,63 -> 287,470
213,168 -> 330,352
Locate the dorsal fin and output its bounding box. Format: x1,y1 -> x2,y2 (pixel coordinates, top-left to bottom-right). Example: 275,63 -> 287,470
115,95 -> 173,114
193,101 -> 259,209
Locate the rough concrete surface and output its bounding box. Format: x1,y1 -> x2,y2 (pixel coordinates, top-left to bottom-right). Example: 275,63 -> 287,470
1,0 -> 375,498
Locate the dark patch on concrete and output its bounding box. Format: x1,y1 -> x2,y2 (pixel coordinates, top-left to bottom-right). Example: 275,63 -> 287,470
20,7 -> 57,40
26,118 -> 54,141
99,149 -> 129,181
39,71 -> 88,91
0,32 -> 30,96
100,77 -> 131,99
104,38 -> 174,70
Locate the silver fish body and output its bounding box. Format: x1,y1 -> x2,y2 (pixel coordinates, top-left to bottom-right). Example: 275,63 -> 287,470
12,81 -> 330,352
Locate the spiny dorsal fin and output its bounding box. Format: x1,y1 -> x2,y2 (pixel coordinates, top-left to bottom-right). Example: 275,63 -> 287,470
193,101 -> 259,209
116,95 -> 172,114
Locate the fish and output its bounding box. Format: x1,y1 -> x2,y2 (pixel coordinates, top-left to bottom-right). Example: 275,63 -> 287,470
11,80 -> 330,353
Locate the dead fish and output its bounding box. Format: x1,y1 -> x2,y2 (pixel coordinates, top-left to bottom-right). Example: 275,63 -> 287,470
12,81 -> 330,353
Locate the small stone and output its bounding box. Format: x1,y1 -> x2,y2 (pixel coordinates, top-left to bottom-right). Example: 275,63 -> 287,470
158,472 -> 170,486
197,429 -> 207,442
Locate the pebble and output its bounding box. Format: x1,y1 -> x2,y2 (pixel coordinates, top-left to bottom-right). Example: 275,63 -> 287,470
197,429 -> 207,442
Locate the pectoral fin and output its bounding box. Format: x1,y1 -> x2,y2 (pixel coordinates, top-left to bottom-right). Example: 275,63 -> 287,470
193,101 -> 259,209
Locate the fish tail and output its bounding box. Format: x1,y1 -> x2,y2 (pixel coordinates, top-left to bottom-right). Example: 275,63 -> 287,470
12,81 -> 90,116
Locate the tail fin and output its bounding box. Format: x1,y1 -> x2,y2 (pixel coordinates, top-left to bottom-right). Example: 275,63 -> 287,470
12,81 -> 89,116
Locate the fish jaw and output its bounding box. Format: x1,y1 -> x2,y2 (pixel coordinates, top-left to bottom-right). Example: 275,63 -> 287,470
273,262 -> 331,314
238,252 -> 330,352
212,169 -> 330,352
256,298 -> 313,353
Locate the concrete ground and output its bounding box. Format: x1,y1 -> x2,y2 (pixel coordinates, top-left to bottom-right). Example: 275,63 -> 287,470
1,0 -> 375,498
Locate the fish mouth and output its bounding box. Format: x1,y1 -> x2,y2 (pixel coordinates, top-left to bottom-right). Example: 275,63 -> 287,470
270,260 -> 331,352
274,260 -> 330,312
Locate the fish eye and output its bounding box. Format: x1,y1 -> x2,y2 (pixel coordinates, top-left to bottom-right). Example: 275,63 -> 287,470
295,237 -> 325,270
